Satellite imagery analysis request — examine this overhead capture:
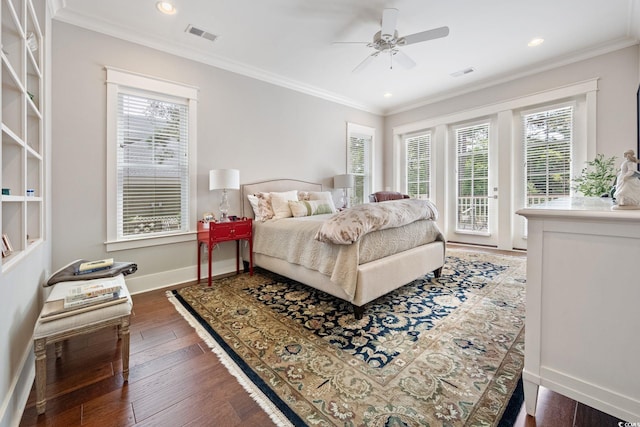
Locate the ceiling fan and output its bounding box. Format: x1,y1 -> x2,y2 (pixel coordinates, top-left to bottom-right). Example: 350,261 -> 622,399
337,8 -> 449,73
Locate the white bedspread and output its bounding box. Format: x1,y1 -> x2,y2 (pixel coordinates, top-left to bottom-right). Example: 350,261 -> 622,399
252,214 -> 444,300
315,199 -> 439,244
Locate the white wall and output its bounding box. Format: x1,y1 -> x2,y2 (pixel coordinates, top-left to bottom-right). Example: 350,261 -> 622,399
50,21 -> 383,292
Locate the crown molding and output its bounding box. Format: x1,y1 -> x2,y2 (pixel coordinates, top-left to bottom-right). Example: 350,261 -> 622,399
385,36 -> 639,116
50,3 -> 640,118
51,8 -> 383,115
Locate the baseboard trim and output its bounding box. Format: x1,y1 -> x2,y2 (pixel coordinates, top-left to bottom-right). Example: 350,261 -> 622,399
126,259 -> 239,295
1,344 -> 35,427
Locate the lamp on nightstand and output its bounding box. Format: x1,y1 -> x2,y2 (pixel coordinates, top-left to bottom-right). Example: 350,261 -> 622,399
333,173 -> 354,209
209,169 -> 240,222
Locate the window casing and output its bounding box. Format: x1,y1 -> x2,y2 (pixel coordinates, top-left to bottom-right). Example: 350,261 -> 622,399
106,68 -> 198,251
404,132 -> 431,199
347,123 -> 374,206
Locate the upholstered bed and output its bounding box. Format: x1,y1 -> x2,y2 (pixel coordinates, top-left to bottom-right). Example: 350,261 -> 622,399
241,179 -> 446,319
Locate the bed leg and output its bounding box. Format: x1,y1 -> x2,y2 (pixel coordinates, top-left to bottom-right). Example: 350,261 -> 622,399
433,267 -> 443,278
353,305 -> 364,320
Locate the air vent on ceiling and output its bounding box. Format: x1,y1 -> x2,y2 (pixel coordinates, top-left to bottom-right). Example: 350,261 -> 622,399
185,25 -> 218,42
450,67 -> 475,77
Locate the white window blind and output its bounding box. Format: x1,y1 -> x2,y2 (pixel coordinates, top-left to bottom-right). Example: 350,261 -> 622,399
347,128 -> 373,206
523,105 -> 573,207
456,123 -> 489,233
117,93 -> 189,238
405,132 -> 431,199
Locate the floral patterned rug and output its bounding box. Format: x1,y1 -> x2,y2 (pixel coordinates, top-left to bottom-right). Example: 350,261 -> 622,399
168,248 -> 526,426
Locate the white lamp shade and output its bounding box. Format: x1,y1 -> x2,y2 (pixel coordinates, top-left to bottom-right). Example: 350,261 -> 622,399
334,174 -> 354,189
209,169 -> 240,191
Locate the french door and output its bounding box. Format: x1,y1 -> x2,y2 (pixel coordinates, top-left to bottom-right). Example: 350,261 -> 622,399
448,121 -> 498,246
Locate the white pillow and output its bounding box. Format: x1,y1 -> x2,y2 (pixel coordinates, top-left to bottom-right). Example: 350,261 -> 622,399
308,191 -> 337,213
269,190 -> 299,219
247,194 -> 261,220
289,200 -> 335,217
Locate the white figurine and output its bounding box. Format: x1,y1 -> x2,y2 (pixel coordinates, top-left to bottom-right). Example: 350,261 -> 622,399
612,149 -> 640,210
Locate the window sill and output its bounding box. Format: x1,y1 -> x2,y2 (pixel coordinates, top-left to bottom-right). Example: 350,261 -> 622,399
105,231 -> 196,252
454,230 -> 491,237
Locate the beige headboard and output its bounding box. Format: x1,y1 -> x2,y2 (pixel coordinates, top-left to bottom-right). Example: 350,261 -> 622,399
241,179 -> 323,218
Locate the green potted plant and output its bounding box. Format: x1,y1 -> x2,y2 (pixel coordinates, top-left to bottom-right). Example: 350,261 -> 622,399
571,154 -> 617,197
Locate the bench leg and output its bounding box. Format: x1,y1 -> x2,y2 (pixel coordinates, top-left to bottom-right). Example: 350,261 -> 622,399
54,341 -> 63,358
121,316 -> 131,382
34,338 -> 47,414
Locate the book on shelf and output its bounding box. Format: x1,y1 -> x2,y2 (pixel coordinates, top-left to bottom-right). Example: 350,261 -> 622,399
40,295 -> 127,322
74,258 -> 114,275
65,280 -> 122,303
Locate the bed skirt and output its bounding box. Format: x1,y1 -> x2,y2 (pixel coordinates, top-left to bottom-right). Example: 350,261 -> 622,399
252,240 -> 445,308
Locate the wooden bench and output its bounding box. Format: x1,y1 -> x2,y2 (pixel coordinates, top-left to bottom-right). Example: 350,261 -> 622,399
32,274 -> 132,414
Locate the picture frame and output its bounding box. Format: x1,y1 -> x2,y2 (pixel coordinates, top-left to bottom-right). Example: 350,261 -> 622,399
2,233 -> 13,257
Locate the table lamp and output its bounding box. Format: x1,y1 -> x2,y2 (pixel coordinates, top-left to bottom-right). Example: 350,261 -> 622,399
209,169 -> 240,222
333,173 -> 354,209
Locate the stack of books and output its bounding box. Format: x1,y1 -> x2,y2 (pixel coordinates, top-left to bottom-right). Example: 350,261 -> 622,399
63,281 -> 123,309
40,279 -> 127,322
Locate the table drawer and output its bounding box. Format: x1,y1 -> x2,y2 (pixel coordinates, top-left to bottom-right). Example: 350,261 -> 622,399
210,220 -> 251,240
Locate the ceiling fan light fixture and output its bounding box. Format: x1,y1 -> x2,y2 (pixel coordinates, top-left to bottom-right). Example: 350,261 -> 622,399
528,37 -> 544,47
341,7 -> 450,73
156,1 -> 176,15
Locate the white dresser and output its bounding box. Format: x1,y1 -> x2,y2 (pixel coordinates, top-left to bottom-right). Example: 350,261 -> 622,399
517,197 -> 640,422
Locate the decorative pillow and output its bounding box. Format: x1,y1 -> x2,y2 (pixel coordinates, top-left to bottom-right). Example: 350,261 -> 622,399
308,191 -> 337,213
254,192 -> 275,222
297,191 -> 310,201
247,194 -> 261,219
270,190 -> 299,219
288,200 -> 335,217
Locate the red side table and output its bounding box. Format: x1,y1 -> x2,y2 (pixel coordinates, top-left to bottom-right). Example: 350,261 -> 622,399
197,218 -> 253,286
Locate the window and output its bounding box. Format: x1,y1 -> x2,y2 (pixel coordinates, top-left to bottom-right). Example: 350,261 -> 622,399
106,68 -> 198,250
455,122 -> 489,233
522,105 -> 573,207
405,132 -> 431,199
347,123 -> 374,205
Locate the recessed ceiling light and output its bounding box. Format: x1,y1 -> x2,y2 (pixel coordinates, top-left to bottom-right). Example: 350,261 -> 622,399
156,1 -> 177,15
528,38 -> 544,47
383,92 -> 393,98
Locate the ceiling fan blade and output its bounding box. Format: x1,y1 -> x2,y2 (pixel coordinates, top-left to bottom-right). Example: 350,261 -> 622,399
399,26 -> 450,46
393,49 -> 416,69
352,52 -> 378,73
380,8 -> 398,40
332,41 -> 370,45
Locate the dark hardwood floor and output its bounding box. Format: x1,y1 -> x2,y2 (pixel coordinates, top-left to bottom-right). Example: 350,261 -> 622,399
19,251 -> 625,426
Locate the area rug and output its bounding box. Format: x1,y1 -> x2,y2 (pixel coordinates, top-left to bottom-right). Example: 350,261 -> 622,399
168,248 -> 526,426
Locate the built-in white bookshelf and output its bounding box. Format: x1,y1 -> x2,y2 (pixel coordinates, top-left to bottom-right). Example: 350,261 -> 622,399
1,0 -> 45,269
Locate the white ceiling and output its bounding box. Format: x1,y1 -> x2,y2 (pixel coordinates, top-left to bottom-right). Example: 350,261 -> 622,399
52,0 -> 640,115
